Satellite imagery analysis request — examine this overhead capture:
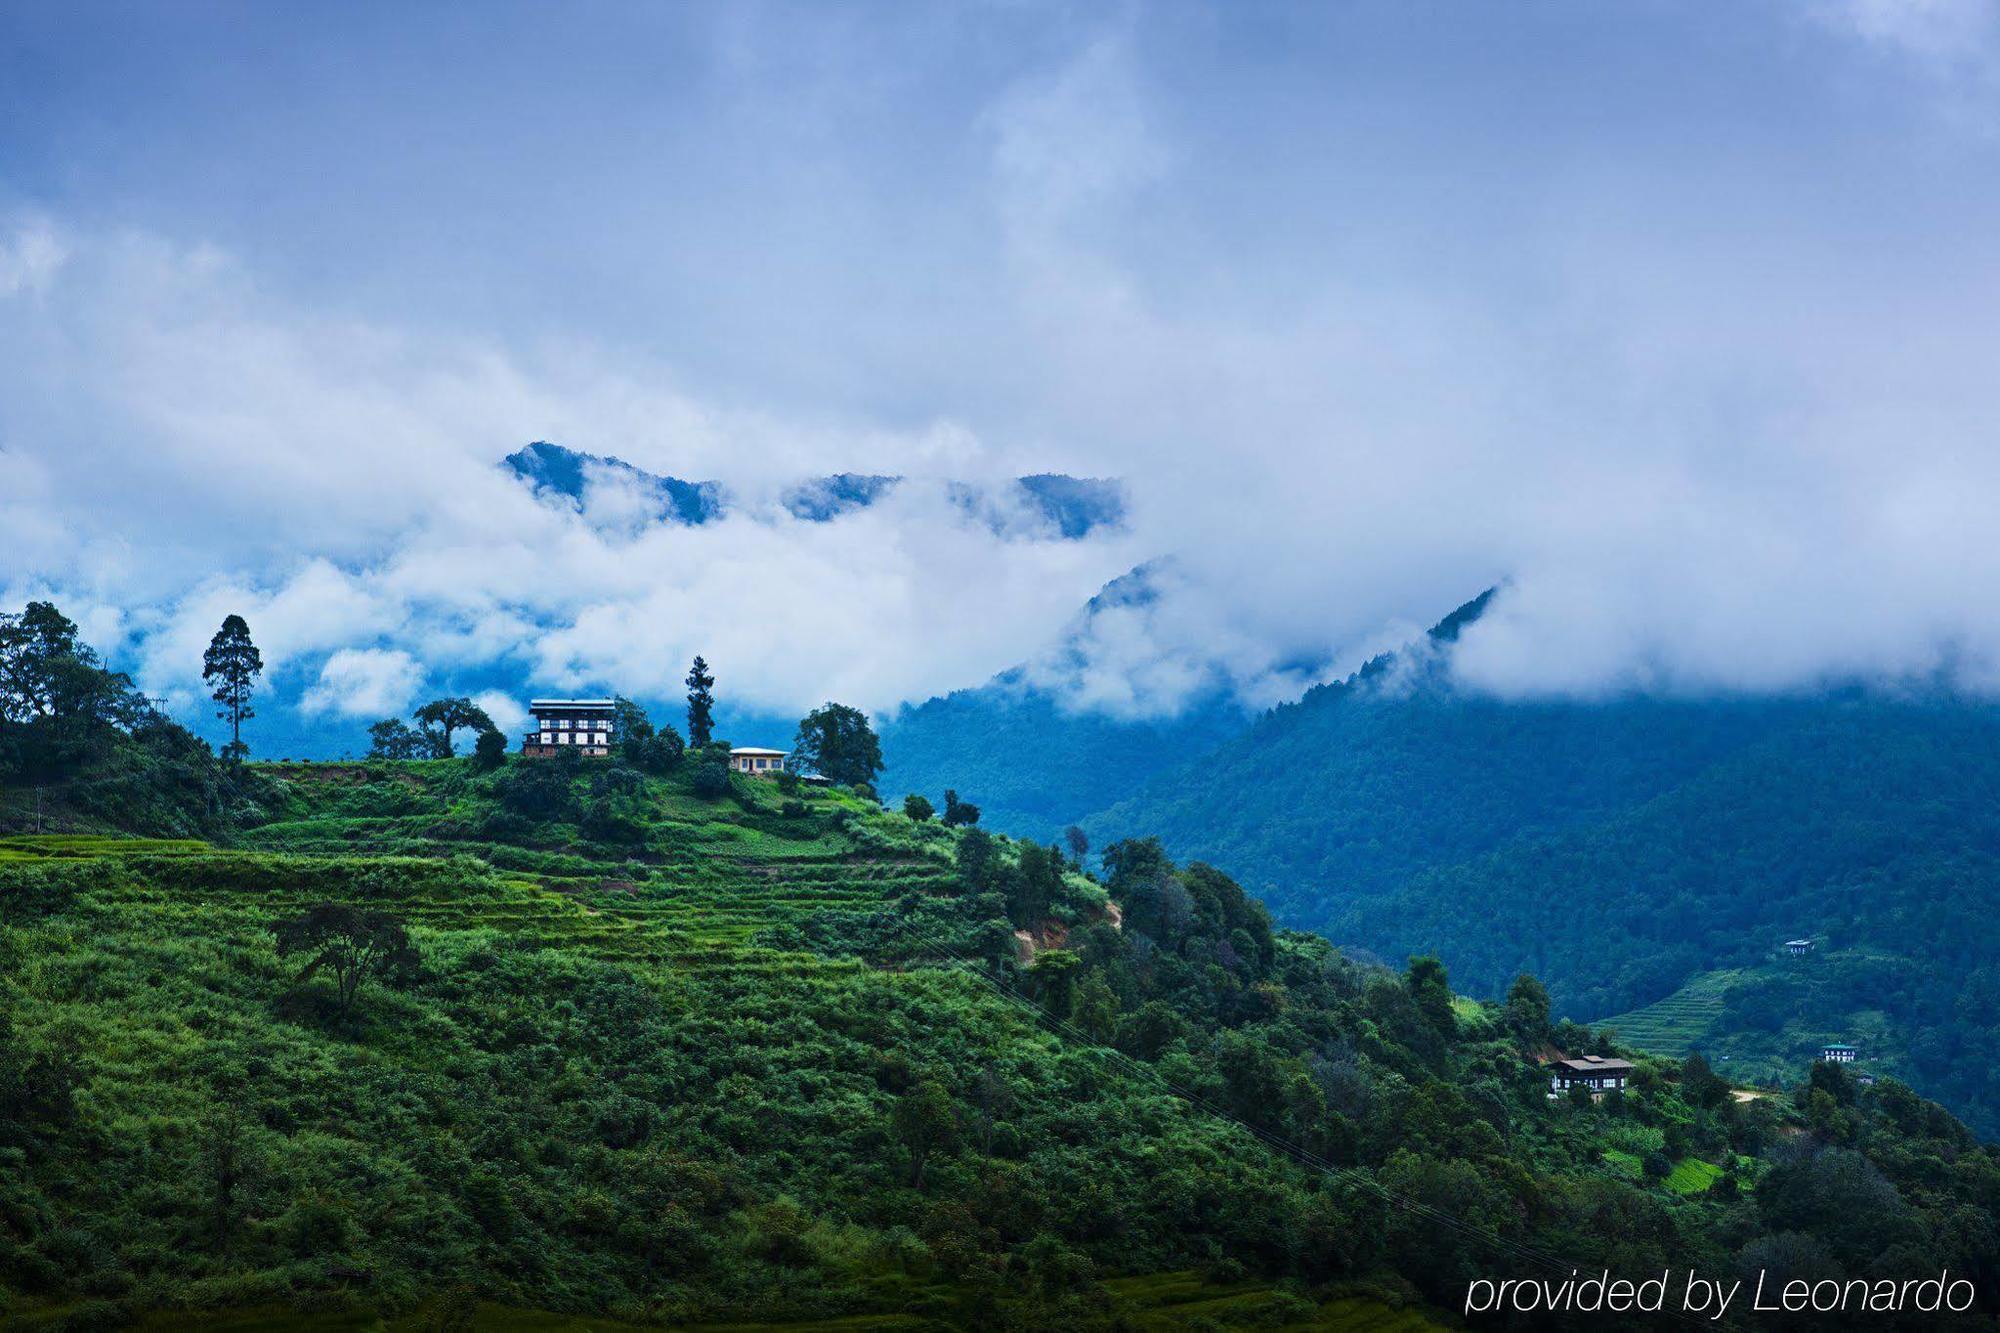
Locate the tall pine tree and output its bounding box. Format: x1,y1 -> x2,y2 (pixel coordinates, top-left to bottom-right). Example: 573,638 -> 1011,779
202,615 -> 263,762
685,656 -> 715,747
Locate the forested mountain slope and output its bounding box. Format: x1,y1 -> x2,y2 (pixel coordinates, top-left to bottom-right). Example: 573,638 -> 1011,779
878,562 -> 1251,841
1077,606 -> 2000,1135
879,682 -> 1240,845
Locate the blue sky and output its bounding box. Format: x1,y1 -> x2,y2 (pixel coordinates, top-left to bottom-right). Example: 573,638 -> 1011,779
5,2 -> 2000,746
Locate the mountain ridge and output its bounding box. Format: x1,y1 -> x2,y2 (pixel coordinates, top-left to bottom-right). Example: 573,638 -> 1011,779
503,441 -> 1129,538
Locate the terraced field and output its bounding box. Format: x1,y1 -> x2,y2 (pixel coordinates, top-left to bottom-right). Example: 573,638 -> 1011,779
0,763 -> 1448,1329
0,833 -> 213,861
1596,968 -> 1743,1057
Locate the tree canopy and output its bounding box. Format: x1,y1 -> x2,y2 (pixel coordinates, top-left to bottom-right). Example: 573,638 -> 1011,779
791,702 -> 883,789
412,697 -> 496,758
271,903 -> 420,1017
201,615 -> 263,762
686,656 -> 716,747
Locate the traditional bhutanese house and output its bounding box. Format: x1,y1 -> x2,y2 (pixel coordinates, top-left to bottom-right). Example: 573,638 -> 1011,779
1820,1043 -> 1857,1064
523,698 -> 617,758
1547,1054 -> 1635,1099
730,746 -> 787,776
1784,938 -> 1814,957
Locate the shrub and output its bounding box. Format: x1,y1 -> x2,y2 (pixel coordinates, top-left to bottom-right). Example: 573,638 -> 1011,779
903,794 -> 934,822
625,728 -> 685,775
582,797 -> 648,845
691,761 -> 730,800
590,766 -> 647,799
473,729 -> 508,771
493,752 -> 581,821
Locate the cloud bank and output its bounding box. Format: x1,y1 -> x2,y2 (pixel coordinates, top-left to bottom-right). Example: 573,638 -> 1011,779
6,4 -> 2000,742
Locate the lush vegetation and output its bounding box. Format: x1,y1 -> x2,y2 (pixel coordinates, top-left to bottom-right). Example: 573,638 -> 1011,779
0,602 -> 285,839
4,747 -> 1997,1327
879,683 -> 1240,846
5,602 -> 1998,1327
1051,593 -> 2000,1137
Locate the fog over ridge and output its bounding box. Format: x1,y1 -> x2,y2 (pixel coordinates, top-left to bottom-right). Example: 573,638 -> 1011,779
5,3 -> 2000,736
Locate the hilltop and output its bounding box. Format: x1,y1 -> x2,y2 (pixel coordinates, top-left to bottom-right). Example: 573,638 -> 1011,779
4,734 -> 1998,1326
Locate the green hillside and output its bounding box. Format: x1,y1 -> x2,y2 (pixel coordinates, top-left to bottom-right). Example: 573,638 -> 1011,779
6,756 -> 1999,1327
1602,952 -> 1958,1108
1074,611 -> 2000,1136
1597,970 -> 1745,1058
5,606 -> 1999,1327
879,684 -> 1240,845
0,764 -> 1436,1329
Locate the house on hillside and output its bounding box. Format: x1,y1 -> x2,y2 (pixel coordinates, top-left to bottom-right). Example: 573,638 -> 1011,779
1820,1043 -> 1857,1064
523,699 -> 616,758
730,746 -> 787,776
1784,938 -> 1814,957
1547,1055 -> 1635,1099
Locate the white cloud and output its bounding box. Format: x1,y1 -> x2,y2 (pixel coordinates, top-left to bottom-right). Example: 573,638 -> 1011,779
473,690 -> 529,735
0,215 -> 1142,727
301,648 -> 425,718
1813,0 -> 1997,63
10,3 -> 2000,736
0,217 -> 67,298
1805,0 -> 2000,132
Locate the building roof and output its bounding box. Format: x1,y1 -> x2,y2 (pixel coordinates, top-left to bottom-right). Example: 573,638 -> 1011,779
1822,1043 -> 1856,1051
1553,1056 -> 1635,1075
730,746 -> 788,757
1785,938 -> 1813,947
530,698 -> 617,710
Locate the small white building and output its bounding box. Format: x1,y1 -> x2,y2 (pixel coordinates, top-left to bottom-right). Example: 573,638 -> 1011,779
730,746 -> 787,776
1820,1043 -> 1857,1064
1784,938 -> 1814,957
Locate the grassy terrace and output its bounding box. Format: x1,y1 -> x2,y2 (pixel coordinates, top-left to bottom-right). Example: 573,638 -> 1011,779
1597,968 -> 1743,1058
0,760 -> 1442,1329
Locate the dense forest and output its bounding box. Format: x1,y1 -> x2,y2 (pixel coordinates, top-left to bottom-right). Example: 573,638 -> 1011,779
3,603 -> 1998,1328
1036,597 -> 2000,1138
878,562 -> 1245,845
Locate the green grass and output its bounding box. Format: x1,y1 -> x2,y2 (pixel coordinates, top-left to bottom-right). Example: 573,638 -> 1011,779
1600,1152 -> 1721,1195
1665,1157 -> 1723,1195
0,833 -> 216,860
1101,1275 -> 1442,1331
1600,1148 -> 1641,1178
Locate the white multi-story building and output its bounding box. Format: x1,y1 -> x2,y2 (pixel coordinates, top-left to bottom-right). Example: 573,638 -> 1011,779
522,698 -> 617,758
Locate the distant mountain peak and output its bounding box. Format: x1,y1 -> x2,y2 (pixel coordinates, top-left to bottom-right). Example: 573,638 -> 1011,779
503,441 -> 724,525
501,442 -> 1126,538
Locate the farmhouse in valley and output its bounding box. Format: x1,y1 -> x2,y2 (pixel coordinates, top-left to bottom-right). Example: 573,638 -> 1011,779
730,746 -> 787,776
1547,1055 -> 1634,1099
1784,938 -> 1814,957
523,699 -> 616,758
1821,1043 -> 1858,1064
